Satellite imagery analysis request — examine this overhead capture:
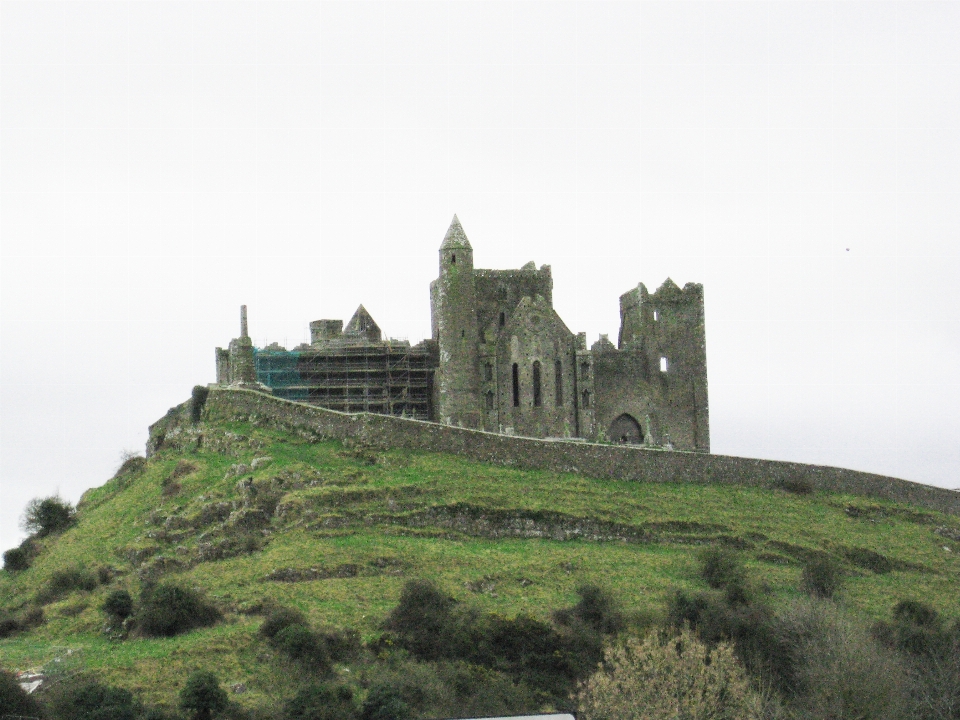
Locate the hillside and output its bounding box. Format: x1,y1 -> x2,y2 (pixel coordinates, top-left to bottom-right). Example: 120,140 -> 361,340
1,396 -> 959,713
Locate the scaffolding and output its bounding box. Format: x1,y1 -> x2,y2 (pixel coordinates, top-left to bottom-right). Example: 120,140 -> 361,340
254,342 -> 435,420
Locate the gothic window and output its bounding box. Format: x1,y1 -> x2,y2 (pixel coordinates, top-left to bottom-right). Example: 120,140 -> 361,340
533,361 -> 542,407
554,360 -> 563,405
512,364 -> 520,407
581,390 -> 591,409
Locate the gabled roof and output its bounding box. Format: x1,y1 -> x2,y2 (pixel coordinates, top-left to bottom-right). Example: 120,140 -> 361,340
344,304 -> 382,340
440,214 -> 472,250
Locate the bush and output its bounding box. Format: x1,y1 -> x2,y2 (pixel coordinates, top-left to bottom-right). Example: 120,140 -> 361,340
0,668 -> 42,718
137,583 -> 221,637
843,546 -> 894,574
360,684 -> 412,720
554,584 -> 625,636
259,606 -> 308,641
115,452 -> 147,478
576,626 -> 762,720
773,599 -> 911,719
272,624 -> 332,672
699,548 -> 746,590
284,683 -> 356,720
23,495 -> 76,537
49,680 -> 139,720
180,670 -> 228,720
103,589 -> 134,620
3,546 -> 30,572
38,566 -> 98,603
801,557 -> 843,599
384,580 -> 457,662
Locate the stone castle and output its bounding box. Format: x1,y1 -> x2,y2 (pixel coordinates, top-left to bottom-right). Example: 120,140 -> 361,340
216,216 -> 709,451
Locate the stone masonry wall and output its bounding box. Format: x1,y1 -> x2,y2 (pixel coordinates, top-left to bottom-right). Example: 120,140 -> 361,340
151,387 -> 960,517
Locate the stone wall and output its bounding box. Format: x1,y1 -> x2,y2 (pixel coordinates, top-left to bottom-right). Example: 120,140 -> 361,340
151,387 -> 960,517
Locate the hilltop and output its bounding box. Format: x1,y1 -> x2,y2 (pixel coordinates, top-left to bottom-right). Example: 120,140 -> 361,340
1,390 -> 959,714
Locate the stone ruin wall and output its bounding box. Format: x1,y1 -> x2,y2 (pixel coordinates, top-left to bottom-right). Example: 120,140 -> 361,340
149,387 -> 960,518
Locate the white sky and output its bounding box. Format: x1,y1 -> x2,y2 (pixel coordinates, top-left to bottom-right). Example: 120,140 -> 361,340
1,1 -> 958,552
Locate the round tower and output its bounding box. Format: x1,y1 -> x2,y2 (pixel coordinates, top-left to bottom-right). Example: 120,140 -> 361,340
435,215 -> 481,427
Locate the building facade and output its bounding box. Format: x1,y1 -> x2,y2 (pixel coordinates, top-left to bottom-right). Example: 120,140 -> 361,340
217,215 -> 709,451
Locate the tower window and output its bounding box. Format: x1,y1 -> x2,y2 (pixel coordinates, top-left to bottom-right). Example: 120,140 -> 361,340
555,360 -> 563,405
499,312 -> 505,327
512,363 -> 520,407
532,361 -> 542,407
484,362 -> 493,382
660,356 -> 668,372
452,254 -> 456,264
485,390 -> 494,411
580,361 -> 589,377
581,390 -> 591,409
653,310 -> 659,321
461,329 -> 465,338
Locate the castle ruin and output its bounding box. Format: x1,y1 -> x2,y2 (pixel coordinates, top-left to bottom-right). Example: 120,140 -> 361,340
216,216 -> 709,451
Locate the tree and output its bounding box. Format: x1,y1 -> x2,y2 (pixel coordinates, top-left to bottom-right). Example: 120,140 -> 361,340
577,627 -> 762,720
3,546 -> 30,572
179,671 -> 228,720
22,495 -> 75,537
49,680 -> 138,720
0,669 -> 43,719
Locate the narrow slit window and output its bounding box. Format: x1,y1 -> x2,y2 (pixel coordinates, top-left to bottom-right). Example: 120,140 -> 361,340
554,360 -> 563,405
451,254 -> 456,264
581,390 -> 591,409
484,362 -> 493,382
512,363 -> 520,407
485,390 -> 494,411
532,361 -> 542,407
653,310 -> 658,321
660,356 -> 668,372
499,312 -> 505,327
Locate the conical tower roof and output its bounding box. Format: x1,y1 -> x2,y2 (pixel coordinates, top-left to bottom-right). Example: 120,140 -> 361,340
440,214 -> 471,250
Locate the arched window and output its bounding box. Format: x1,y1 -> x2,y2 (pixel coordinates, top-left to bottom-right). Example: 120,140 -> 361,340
581,390 -> 591,409
580,361 -> 590,377
532,361 -> 542,407
512,363 -> 520,407
554,360 -> 563,405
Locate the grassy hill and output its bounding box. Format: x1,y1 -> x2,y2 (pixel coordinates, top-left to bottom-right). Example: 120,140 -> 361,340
2,411 -> 959,712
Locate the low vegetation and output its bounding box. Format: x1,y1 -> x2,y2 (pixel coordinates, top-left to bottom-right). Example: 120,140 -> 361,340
1,414 -> 958,718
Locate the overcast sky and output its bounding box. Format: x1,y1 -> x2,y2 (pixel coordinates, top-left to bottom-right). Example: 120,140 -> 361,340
1,1 -> 958,552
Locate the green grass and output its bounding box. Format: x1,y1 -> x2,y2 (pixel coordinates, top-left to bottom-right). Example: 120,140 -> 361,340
2,418 -> 959,708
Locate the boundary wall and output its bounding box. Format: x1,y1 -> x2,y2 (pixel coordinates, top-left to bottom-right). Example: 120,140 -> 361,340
150,387 -> 960,517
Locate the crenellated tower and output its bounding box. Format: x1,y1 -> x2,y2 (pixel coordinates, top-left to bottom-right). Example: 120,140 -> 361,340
431,215 -> 481,427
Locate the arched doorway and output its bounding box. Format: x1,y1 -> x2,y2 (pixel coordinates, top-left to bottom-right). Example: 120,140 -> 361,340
609,414 -> 643,444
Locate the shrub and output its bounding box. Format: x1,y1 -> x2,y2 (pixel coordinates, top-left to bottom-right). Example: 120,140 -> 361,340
576,626 -> 762,720
699,547 -> 746,590
22,495 -> 75,537
553,584 -> 625,636
801,557 -> 843,599
360,684 -> 412,720
0,613 -> 22,638
384,580 -> 457,662
179,670 -> 228,720
38,566 -> 98,604
115,451 -> 146,478
773,599 -> 911,718
49,679 -> 139,720
259,606 -> 308,640
0,668 -> 42,718
3,546 -> 30,572
284,683 -> 356,720
103,589 -> 134,620
191,385 -> 210,423
137,583 -> 221,637
272,624 -> 332,672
